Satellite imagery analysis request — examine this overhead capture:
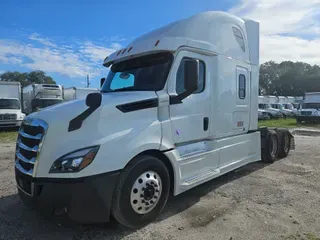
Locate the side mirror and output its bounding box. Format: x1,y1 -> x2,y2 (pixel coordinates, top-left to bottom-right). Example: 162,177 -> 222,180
100,78 -> 106,88
86,92 -> 102,108
184,59 -> 199,93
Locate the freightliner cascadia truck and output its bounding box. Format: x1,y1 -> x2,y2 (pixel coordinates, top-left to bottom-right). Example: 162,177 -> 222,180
14,11 -> 294,229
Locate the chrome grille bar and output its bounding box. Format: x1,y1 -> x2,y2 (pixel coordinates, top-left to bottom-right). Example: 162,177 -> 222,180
17,140 -> 39,152
15,162 -> 33,176
16,152 -> 36,164
15,118 -> 48,177
19,130 -> 42,140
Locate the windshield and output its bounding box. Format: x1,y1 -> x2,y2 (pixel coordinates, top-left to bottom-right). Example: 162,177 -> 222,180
283,103 -> 294,110
292,103 -> 300,109
302,103 -> 320,109
101,52 -> 173,93
259,103 -> 271,109
0,99 -> 20,109
32,99 -> 63,111
39,99 -> 63,108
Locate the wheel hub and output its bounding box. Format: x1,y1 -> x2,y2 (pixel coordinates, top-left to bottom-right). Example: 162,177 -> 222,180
144,185 -> 155,200
130,171 -> 162,214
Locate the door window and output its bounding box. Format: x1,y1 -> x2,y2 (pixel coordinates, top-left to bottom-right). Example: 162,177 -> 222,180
176,58 -> 205,95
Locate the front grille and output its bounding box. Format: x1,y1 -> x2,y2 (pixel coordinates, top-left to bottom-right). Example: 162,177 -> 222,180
301,111 -> 312,116
0,114 -> 17,121
15,118 -> 48,176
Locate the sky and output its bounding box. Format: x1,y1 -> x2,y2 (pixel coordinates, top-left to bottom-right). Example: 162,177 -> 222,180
0,0 -> 319,88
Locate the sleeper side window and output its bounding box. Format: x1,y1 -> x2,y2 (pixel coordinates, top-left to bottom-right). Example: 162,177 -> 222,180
239,74 -> 246,99
176,57 -> 205,95
232,27 -> 245,52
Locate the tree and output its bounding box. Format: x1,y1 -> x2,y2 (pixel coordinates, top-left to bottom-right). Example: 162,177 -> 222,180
0,70 -> 56,87
259,61 -> 320,96
26,70 -> 55,85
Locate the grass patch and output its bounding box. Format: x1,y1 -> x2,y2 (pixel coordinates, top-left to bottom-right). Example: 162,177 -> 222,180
0,130 -> 18,143
259,118 -> 320,129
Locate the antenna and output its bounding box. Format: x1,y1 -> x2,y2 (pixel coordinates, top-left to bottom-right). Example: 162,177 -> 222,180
86,75 -> 90,88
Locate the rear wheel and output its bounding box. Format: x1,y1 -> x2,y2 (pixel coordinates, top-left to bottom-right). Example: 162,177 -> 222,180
267,113 -> 273,119
111,155 -> 170,229
262,130 -> 279,163
278,132 -> 291,158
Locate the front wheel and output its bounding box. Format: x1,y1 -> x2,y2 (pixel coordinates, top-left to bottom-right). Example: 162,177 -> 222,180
111,155 -> 170,229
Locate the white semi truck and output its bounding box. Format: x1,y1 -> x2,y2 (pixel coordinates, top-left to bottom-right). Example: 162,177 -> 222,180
64,87 -> 99,101
15,11 -> 294,229
258,96 -> 283,119
297,92 -> 320,123
0,81 -> 25,128
22,83 -> 64,114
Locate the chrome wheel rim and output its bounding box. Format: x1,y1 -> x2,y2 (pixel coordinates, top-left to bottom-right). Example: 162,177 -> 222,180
130,171 -> 162,214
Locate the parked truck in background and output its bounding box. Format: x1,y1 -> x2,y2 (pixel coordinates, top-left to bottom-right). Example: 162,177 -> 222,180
64,87 -> 99,101
15,11 -> 294,229
0,81 -> 25,128
22,83 -> 64,114
297,92 -> 320,123
258,96 -> 283,119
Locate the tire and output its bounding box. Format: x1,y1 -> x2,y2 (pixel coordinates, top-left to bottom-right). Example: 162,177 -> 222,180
282,113 -> 287,119
111,154 -> 170,229
296,118 -> 302,124
278,131 -> 291,158
267,113 -> 273,119
261,130 -> 279,163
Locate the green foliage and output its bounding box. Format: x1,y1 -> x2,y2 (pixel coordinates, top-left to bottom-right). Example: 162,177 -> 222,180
0,70 -> 56,87
260,61 -> 320,96
258,118 -> 320,129
0,131 -> 18,143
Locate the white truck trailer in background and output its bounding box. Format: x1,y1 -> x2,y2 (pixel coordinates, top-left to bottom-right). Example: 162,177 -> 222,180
15,11 -> 295,229
64,87 -> 99,101
0,81 -> 25,128
297,92 -> 320,123
22,84 -> 64,114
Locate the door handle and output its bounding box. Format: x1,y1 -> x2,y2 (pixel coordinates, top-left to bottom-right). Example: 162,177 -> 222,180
203,117 -> 209,131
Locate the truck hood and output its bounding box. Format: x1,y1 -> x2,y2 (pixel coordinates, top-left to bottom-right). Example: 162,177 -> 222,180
26,91 -> 162,178
29,91 -> 157,126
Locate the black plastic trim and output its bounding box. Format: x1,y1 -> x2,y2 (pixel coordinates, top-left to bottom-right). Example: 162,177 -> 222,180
116,98 -> 158,113
169,95 -> 183,105
68,93 -> 102,132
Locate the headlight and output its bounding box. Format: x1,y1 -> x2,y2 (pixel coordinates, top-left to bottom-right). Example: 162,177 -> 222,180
49,146 -> 99,173
19,114 -> 26,120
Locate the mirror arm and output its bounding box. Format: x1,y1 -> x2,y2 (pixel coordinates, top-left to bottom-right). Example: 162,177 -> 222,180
169,89 -> 194,105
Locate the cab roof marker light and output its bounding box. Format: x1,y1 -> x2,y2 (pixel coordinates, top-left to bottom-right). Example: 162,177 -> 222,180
128,47 -> 133,52
117,50 -> 122,56
122,48 -> 127,54
155,40 -> 160,46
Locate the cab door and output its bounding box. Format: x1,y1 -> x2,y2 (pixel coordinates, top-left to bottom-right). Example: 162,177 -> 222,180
167,50 -> 211,145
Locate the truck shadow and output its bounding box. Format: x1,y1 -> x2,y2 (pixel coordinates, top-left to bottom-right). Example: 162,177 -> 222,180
157,161 -> 268,222
0,161 -> 268,239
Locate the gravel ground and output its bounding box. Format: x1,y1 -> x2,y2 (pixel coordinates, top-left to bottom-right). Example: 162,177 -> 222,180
0,135 -> 319,240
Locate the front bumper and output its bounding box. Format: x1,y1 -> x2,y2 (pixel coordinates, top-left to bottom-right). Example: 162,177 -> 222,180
15,167 -> 120,223
0,120 -> 22,128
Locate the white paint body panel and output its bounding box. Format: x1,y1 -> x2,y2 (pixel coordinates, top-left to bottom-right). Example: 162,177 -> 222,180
22,11 -> 263,198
